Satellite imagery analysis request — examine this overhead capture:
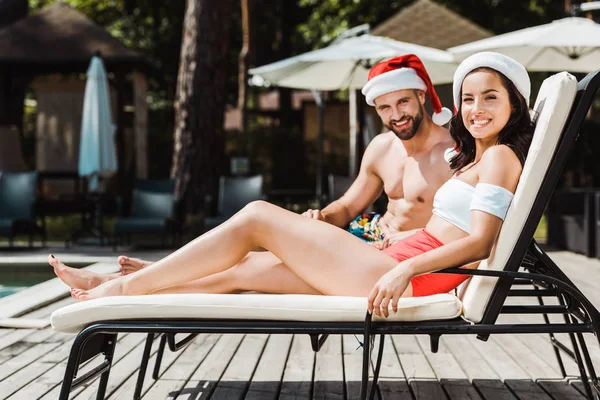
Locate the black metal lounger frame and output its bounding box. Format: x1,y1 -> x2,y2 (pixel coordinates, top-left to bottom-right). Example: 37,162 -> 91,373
58,70 -> 600,400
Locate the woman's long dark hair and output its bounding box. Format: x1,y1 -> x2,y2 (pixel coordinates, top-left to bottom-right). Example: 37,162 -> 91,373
448,67 -> 535,172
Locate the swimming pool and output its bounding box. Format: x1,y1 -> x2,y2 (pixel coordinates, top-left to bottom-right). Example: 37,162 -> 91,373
0,263 -> 91,298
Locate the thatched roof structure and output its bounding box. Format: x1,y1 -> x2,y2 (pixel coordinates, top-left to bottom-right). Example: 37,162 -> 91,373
0,2 -> 146,73
372,0 -> 493,50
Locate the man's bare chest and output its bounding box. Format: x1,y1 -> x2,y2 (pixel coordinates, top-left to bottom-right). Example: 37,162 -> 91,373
379,158 -> 439,204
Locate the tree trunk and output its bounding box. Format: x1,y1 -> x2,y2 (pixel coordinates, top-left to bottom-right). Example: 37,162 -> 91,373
238,0 -> 252,137
0,0 -> 28,130
171,0 -> 234,215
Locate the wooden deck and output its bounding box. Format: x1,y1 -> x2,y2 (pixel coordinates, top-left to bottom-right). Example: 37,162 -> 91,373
0,249 -> 599,399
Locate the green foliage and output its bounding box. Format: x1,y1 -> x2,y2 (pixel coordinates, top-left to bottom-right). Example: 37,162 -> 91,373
297,0 -> 411,47
297,0 -> 568,49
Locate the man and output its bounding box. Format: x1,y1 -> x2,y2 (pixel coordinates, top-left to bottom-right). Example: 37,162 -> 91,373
114,55 -> 454,291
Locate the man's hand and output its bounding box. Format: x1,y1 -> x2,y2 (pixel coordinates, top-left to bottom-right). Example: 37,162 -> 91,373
302,209 -> 325,221
368,262 -> 412,318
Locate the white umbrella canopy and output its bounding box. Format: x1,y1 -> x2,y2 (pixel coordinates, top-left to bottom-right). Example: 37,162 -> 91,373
249,34 -> 457,90
448,17 -> 600,72
78,56 -> 117,191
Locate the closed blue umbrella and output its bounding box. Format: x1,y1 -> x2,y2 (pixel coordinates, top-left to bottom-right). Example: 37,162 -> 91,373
78,56 -> 117,191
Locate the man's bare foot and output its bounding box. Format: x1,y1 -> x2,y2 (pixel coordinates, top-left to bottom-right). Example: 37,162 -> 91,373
49,255 -> 110,290
118,256 -> 153,275
71,277 -> 129,301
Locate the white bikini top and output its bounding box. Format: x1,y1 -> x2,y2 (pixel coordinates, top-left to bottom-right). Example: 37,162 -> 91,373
432,179 -> 515,233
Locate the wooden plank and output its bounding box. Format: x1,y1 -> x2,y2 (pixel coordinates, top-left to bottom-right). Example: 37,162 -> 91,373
472,379 -> 518,400
0,329 -> 36,352
312,334 -> 344,400
0,339 -> 62,382
28,333 -> 141,399
569,380 -> 590,398
496,300 -> 581,377
504,380 -> 553,400
470,335 -> 530,380
342,334 -> 367,400
108,334 -> 199,399
0,341 -> 67,399
278,334 -> 315,400
391,335 -> 437,380
137,334 -> 221,399
441,379 -> 482,400
492,335 -> 562,379
537,380 -> 587,400
376,335 -> 412,400
416,335 -> 468,380
177,334 -> 245,399
390,335 -> 445,399
442,335 -> 500,380
21,296 -> 74,319
72,333 -> 158,399
210,334 -> 268,400
245,334 -> 293,400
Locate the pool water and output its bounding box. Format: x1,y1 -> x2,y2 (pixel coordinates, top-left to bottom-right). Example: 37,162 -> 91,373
0,263 -> 90,298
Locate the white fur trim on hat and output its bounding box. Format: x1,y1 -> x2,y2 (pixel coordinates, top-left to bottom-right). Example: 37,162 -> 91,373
432,107 -> 452,126
453,52 -> 530,110
361,68 -> 427,106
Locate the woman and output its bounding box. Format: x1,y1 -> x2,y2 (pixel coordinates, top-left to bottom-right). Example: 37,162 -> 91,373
50,52 -> 535,318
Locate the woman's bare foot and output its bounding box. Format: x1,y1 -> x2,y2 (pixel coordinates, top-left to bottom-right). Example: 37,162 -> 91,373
49,255 -> 110,290
118,256 -> 153,275
71,276 -> 129,301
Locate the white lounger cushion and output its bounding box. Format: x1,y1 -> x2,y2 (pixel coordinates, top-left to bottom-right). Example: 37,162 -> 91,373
461,72 -> 578,323
51,293 -> 462,333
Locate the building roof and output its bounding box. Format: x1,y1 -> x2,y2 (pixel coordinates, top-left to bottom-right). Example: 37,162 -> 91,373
0,2 -> 146,72
372,0 -> 493,50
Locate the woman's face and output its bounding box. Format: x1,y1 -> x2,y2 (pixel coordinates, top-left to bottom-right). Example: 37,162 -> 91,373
460,71 -> 511,142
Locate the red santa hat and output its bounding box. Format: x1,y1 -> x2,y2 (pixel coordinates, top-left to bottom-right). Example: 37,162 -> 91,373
361,54 -> 452,126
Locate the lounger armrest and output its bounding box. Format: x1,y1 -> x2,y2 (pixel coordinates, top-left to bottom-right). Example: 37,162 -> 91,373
434,267 -> 573,289
435,268 -> 599,320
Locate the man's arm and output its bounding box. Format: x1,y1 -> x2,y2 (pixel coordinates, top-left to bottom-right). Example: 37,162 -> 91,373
306,135 -> 388,228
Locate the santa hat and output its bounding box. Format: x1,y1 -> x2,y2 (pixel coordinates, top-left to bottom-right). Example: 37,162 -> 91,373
453,52 -> 530,110
361,54 -> 452,126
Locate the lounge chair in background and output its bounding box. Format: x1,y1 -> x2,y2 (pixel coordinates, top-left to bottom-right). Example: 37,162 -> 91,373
0,171 -> 44,247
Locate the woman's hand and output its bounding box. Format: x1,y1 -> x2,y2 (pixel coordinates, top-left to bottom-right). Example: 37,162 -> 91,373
367,264 -> 412,318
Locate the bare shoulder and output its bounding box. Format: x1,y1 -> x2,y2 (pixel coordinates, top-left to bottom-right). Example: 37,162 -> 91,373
362,132 -> 396,164
481,144 -> 521,169
367,132 -> 396,151
480,145 -> 523,188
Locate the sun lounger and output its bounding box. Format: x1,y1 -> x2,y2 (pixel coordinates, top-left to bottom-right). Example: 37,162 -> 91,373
51,69 -> 600,400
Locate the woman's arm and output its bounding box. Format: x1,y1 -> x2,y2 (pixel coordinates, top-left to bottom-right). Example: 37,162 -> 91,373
368,145 -> 523,317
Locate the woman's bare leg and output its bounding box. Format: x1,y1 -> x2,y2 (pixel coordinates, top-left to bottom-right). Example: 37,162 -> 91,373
56,250 -> 320,295
73,201 -> 399,300
151,251 -> 321,295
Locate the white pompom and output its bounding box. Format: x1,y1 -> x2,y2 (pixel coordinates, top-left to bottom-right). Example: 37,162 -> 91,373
444,147 -> 458,164
432,107 -> 453,126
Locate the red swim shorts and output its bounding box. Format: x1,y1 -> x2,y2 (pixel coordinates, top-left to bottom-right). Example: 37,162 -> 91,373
381,229 -> 469,297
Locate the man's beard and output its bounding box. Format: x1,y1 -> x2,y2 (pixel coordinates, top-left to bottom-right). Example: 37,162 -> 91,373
385,105 -> 424,140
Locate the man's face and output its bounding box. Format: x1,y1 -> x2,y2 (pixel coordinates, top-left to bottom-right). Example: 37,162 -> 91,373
374,89 -> 425,140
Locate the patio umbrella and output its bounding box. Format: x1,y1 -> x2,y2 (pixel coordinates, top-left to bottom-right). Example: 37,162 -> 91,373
78,55 -> 117,191
249,34 -> 456,89
448,17 -> 600,72
249,34 -> 457,205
